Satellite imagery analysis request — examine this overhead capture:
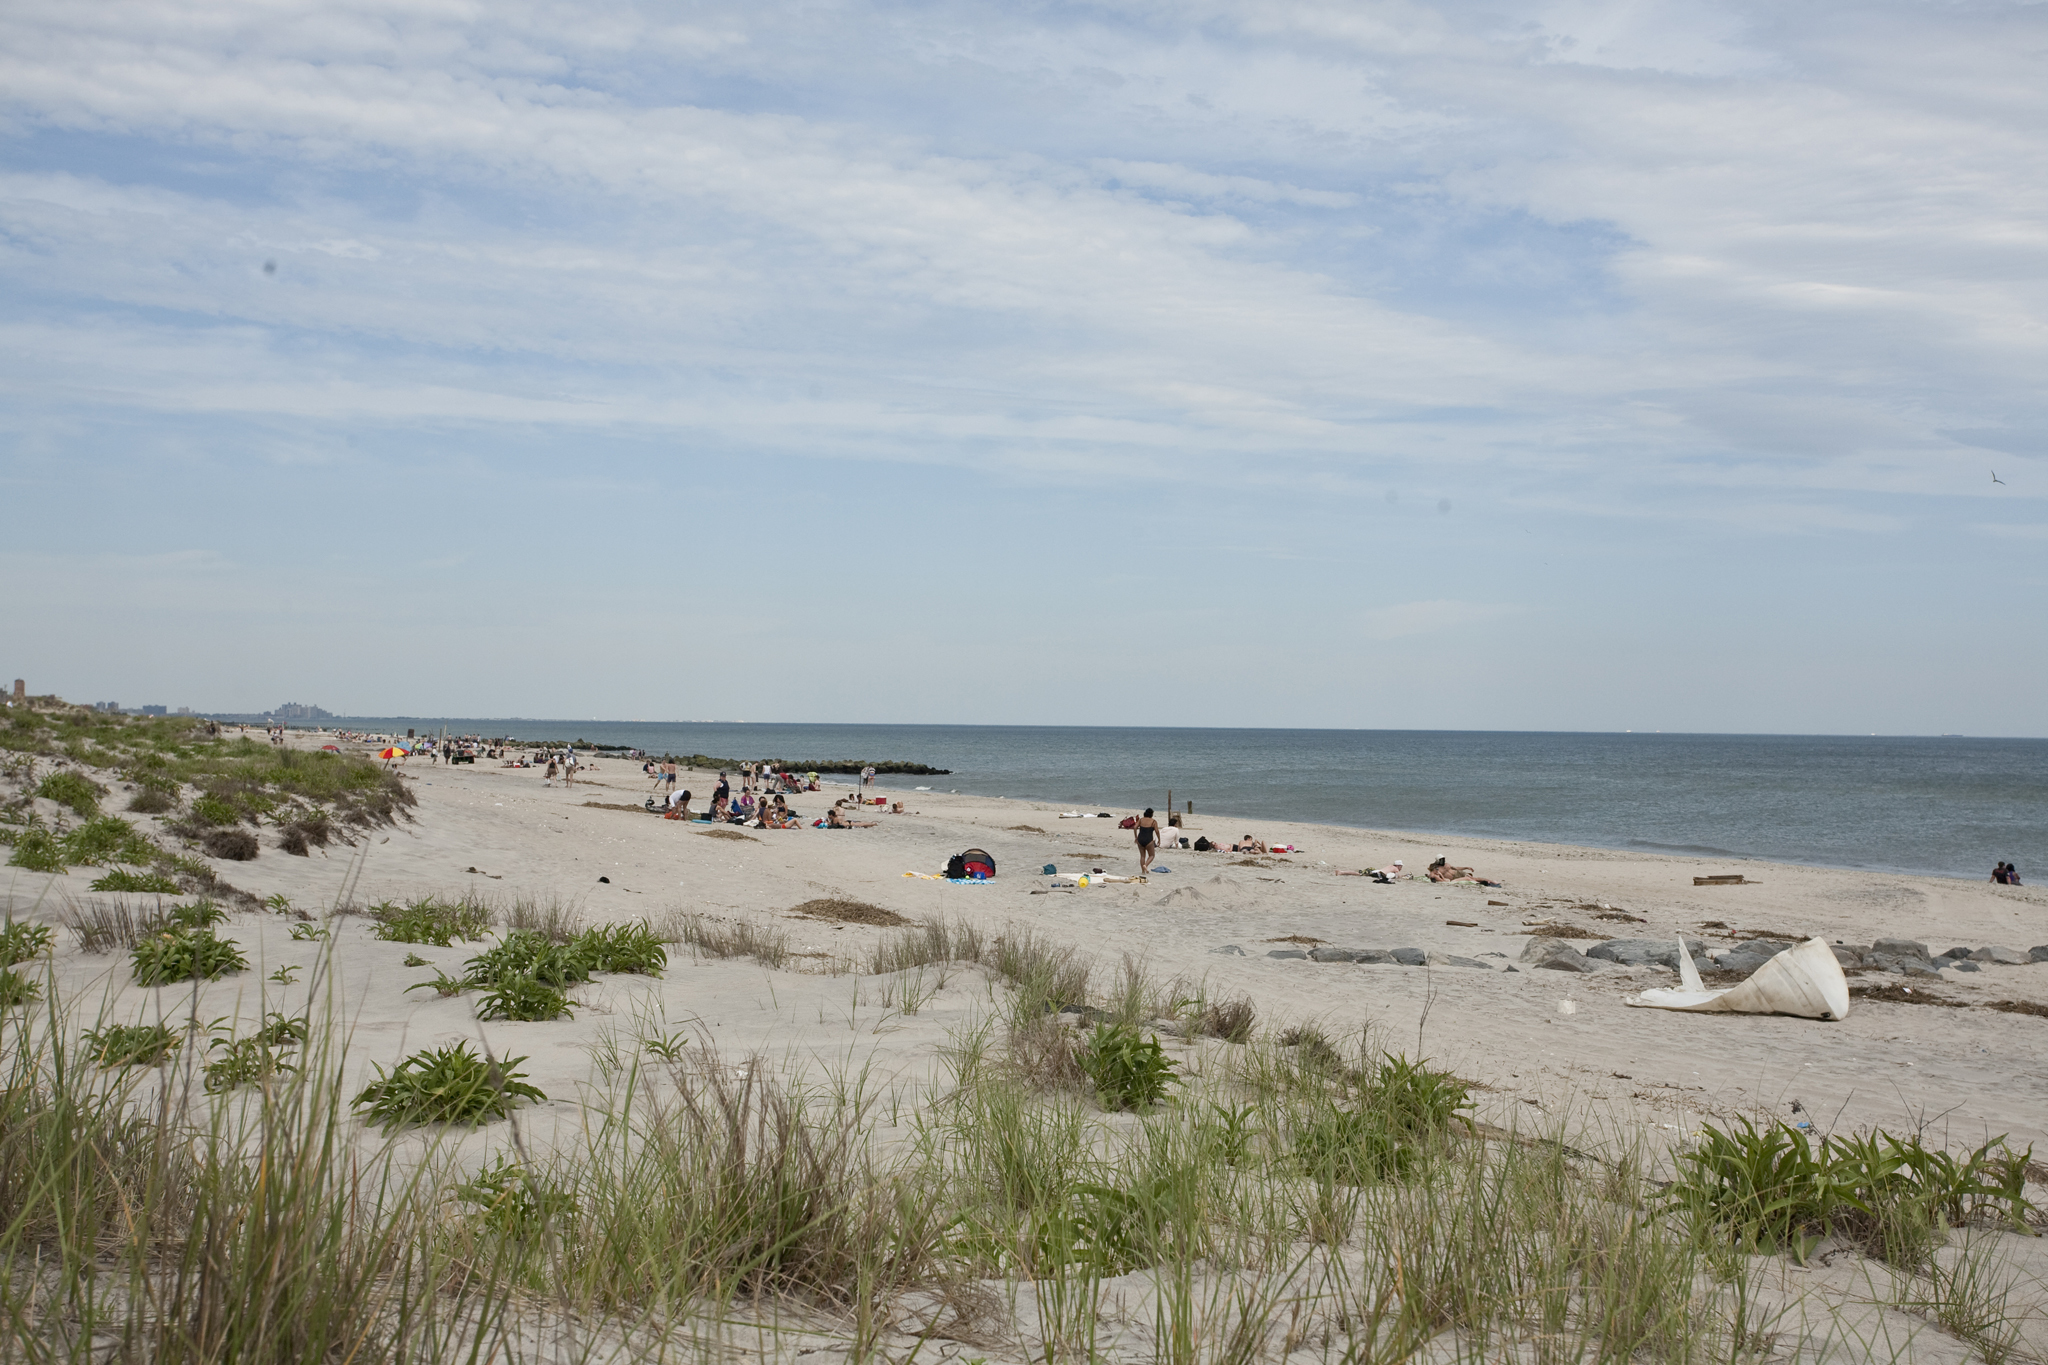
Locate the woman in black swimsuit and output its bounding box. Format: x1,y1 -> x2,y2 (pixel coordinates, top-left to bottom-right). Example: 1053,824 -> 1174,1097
1133,807 -> 1160,874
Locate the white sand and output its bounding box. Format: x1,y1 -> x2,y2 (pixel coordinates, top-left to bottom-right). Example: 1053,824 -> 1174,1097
13,738 -> 2048,1157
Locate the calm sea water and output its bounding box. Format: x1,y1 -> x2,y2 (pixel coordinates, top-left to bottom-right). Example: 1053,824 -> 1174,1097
319,721 -> 2046,883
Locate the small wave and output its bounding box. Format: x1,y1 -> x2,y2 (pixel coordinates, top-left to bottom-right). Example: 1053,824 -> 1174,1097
1623,838 -> 1745,858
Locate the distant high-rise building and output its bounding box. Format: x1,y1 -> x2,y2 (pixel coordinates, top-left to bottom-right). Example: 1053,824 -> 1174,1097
94,701 -> 120,713
10,680 -> 22,702
135,705 -> 168,716
268,702 -> 334,721
174,707 -> 191,716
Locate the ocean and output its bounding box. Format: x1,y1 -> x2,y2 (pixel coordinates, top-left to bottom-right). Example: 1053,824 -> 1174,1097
315,721 -> 2045,883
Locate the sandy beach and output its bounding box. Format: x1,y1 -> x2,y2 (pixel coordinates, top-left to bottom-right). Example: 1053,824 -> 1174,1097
15,734 -> 2048,1155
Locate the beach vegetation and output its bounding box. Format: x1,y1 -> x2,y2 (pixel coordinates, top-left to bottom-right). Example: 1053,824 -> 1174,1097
79,1019 -> 183,1067
1198,993 -> 1257,1042
674,913 -> 791,968
36,769 -> 104,817
201,825 -> 261,860
352,1041 -> 546,1130
0,919 -> 55,964
0,968 -> 40,1011
89,866 -> 181,893
453,1153 -> 577,1236
573,919 -> 667,975
473,972 -> 574,1022
464,929 -> 593,990
370,893 -> 493,945
288,921 -> 328,940
126,778 -> 179,813
1076,1023 -> 1180,1111
131,926 -> 246,985
504,892 -> 583,942
204,1035 -> 299,1092
5,828 -> 67,872
406,968 -> 467,998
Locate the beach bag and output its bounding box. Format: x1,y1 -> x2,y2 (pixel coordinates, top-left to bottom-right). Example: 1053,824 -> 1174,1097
1193,837 -> 1214,852
955,848 -> 996,879
1118,816 -> 1137,829
945,852 -> 968,879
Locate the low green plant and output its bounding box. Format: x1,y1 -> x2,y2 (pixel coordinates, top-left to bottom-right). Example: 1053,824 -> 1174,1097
89,867 -> 179,893
62,815 -> 157,866
126,780 -> 178,813
351,1042 -> 546,1131
1077,1023 -> 1180,1112
473,972 -> 573,1022
642,1030 -> 690,1061
131,927 -> 247,986
6,829 -> 66,873
263,893 -> 294,914
253,1011 -> 309,1048
452,1154 -> 576,1235
203,1035 -> 298,1092
166,898 -> 227,929
36,770 -> 104,817
269,965 -> 301,985
288,923 -> 328,941
80,1020 -> 182,1067
402,952 -> 431,967
0,968 -> 41,1011
405,969 -> 467,999
573,920 -> 667,975
464,930 -> 592,990
371,895 -> 493,946
0,919 -> 55,964
189,794 -> 241,827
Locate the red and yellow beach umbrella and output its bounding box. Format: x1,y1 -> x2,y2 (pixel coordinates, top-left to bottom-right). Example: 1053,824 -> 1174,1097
376,746 -> 406,759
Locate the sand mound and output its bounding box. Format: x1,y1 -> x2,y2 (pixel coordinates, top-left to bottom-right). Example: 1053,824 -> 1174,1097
788,898 -> 912,926
1155,886 -> 1205,905
697,827 -> 760,842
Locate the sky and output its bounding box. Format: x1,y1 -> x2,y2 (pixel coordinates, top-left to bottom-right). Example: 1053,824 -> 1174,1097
1,0 -> 2043,734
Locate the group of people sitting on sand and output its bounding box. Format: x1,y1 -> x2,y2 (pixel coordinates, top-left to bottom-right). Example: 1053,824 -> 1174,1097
1992,861 -> 2025,885
658,770 -> 898,830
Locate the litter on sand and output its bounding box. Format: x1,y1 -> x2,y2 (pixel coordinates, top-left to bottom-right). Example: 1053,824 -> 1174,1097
1628,936 -> 1849,1020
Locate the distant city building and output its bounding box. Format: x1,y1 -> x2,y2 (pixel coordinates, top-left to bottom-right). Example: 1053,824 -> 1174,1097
175,706 -> 192,716
10,680 -> 22,702
267,702 -> 335,721
93,701 -> 120,713
135,705 -> 168,716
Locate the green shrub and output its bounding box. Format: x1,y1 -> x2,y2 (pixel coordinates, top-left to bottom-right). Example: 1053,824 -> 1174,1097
464,930 -> 592,990
62,816 -> 156,866
1289,1056 -> 1472,1187
0,919 -> 55,964
287,923 -> 327,941
90,868 -> 181,893
6,829 -> 67,873
371,896 -> 493,946
573,920 -> 667,975
203,1036 -> 298,1092
131,927 -> 246,986
351,1042 -> 546,1131
473,972 -> 573,1022
1669,1119 -> 2037,1260
1076,1023 -> 1180,1112
189,794 -> 240,827
453,1154 -> 576,1236
402,952 -> 431,967
36,771 -> 104,817
166,899 -> 226,929
80,1020 -> 182,1067
0,968 -> 41,1011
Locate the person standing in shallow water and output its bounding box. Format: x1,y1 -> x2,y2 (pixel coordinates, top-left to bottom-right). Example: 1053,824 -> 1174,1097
1133,807 -> 1161,875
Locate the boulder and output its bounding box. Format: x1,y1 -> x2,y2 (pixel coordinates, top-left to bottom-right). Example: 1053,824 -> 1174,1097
1970,946 -> 2029,966
1717,941 -> 1796,976
1208,944 -> 1247,956
1831,945 -> 1866,969
1939,946 -> 1975,960
1308,947 -> 1357,963
1536,948 -> 1597,973
1872,937 -> 1931,963
1391,947 -> 1428,967
2032,945 -> 2048,964
1351,948 -> 1397,964
1900,959 -> 1944,978
1586,937 -> 1709,969
1953,960 -> 1982,973
1428,953 -> 1490,970
1266,949 -> 1307,960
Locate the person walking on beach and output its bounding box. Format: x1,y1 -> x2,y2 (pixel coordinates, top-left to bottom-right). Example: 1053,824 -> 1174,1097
861,764 -> 876,797
1133,807 -> 1161,875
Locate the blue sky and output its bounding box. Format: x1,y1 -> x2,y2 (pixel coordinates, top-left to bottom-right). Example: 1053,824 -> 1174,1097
2,0 -> 2042,733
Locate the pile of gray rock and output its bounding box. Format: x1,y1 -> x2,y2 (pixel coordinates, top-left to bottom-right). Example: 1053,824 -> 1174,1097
1213,944 -> 1514,971
1220,936 -> 2048,981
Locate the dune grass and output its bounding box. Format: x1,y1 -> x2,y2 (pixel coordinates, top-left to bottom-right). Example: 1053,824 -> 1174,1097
0,913 -> 2036,1364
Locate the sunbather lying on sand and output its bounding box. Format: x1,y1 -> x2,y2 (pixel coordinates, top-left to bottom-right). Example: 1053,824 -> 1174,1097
1234,836 -> 1269,854
1427,856 -> 1502,887
824,807 -> 878,828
